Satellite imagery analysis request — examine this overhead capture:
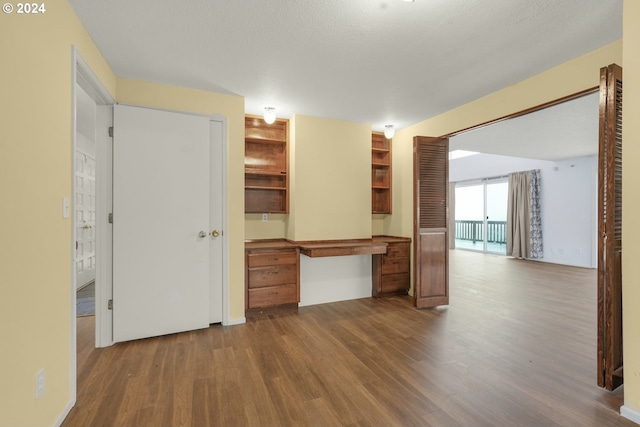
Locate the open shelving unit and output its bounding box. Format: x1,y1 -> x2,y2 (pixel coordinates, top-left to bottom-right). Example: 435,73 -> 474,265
372,131 -> 392,214
245,116 -> 289,213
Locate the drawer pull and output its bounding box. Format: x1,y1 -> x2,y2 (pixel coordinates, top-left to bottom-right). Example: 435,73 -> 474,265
268,257 -> 279,262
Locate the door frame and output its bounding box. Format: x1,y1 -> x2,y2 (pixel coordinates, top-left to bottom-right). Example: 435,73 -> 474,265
113,104 -> 230,326
71,46 -> 115,411
71,44 -> 231,394
454,177 -> 508,254
111,104 -> 229,341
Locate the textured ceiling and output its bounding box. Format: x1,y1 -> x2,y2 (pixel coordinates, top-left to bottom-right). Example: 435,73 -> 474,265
451,91 -> 599,161
68,0 -> 621,137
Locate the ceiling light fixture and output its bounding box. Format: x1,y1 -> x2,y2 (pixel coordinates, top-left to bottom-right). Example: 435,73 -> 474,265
384,125 -> 395,139
263,107 -> 276,124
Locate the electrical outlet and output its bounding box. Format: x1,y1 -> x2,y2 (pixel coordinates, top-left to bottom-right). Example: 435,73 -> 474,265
262,213 -> 268,221
35,369 -> 45,399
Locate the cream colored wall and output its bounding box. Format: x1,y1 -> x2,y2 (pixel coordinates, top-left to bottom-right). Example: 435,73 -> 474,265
245,214 -> 287,239
0,1 -> 116,426
371,216 -> 386,236
116,78 -> 246,322
622,0 -> 640,416
286,115 -> 371,241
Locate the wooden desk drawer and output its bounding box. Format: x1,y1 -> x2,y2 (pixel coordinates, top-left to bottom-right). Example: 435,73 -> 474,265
386,242 -> 410,259
248,250 -> 298,268
382,257 -> 410,275
248,284 -> 298,308
248,264 -> 297,288
381,273 -> 410,294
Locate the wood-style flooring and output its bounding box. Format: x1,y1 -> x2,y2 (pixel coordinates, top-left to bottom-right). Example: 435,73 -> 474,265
63,250 -> 635,427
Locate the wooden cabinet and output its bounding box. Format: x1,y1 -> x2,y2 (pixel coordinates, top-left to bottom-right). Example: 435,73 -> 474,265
372,236 -> 411,297
245,116 -> 289,213
245,241 -> 300,315
372,132 -> 392,214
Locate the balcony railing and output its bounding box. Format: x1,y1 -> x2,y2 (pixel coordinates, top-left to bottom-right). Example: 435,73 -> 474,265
455,220 -> 506,244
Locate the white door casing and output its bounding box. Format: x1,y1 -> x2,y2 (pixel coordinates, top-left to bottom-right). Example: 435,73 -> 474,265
209,120 -> 224,324
113,104 -> 215,342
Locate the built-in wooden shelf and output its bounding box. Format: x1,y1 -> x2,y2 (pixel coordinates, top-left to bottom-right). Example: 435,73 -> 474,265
245,116 -> 289,214
372,132 -> 392,214
245,186 -> 287,191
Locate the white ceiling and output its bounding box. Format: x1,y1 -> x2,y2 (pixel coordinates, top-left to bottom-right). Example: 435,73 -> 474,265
68,0 -> 620,141
450,91 -> 599,161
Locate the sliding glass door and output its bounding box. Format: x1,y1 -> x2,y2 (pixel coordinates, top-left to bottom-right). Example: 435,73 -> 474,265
454,179 -> 508,254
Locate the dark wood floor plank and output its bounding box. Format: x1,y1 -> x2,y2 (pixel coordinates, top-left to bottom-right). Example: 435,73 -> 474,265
64,250 -> 636,427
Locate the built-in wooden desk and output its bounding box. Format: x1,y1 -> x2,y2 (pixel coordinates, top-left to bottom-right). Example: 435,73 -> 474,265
244,236 -> 411,316
371,236 -> 412,297
245,240 -> 300,317
297,239 -> 388,258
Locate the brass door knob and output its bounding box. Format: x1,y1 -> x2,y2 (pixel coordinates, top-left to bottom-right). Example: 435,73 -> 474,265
211,230 -> 221,237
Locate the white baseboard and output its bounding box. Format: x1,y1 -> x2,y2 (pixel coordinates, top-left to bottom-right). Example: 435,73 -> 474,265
224,316 -> 246,326
55,399 -> 75,427
621,405 -> 640,425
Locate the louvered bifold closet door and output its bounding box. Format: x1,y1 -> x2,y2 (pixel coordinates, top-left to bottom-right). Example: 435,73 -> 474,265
413,136 -> 449,308
597,64 -> 623,391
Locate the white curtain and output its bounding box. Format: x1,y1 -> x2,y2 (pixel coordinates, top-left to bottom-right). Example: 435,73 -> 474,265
506,169 -> 542,259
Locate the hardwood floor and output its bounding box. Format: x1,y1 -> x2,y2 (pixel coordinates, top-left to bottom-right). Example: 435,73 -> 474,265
63,251 -> 635,427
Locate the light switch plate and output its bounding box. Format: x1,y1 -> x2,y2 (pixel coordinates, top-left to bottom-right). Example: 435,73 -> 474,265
35,369 -> 45,399
63,198 -> 70,219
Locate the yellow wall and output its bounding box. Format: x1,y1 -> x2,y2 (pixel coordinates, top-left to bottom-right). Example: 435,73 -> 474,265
0,1 -> 116,426
286,115 -> 371,241
116,78 -> 246,322
371,216 -> 386,236
245,213 -> 287,239
622,0 -> 640,415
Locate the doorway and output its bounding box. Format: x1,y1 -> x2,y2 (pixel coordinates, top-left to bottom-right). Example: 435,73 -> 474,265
454,178 -> 508,254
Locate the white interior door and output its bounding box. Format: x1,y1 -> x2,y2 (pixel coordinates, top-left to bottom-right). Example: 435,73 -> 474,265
113,104 -> 211,342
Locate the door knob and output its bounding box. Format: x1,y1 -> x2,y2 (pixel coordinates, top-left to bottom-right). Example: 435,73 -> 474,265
211,230 -> 221,237
198,231 -> 207,238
